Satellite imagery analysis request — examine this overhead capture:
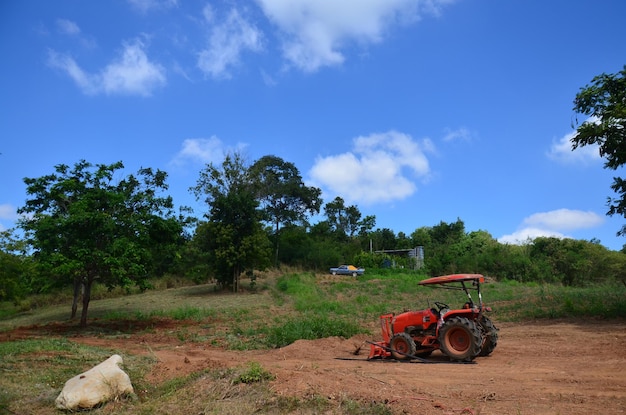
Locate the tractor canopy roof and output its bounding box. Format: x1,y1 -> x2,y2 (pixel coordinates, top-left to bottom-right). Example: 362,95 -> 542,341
418,274 -> 484,286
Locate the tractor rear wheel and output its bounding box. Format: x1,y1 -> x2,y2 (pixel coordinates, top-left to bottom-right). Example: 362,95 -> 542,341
389,333 -> 416,360
478,316 -> 498,356
438,317 -> 482,361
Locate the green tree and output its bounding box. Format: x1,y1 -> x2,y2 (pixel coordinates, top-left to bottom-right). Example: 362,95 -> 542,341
424,219 -> 466,276
323,197 -> 375,238
369,228 -> 397,251
275,225 -> 312,266
572,65 -> 626,235
249,155 -> 322,266
191,153 -> 271,290
0,230 -> 35,303
17,160 -> 183,326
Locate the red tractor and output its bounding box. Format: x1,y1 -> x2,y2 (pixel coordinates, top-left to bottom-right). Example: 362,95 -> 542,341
369,274 -> 498,362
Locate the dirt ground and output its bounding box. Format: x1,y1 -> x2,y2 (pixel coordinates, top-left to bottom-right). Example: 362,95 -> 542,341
3,319 -> 626,414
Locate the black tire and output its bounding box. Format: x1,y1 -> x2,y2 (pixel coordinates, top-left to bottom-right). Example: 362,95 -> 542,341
352,272 -> 357,277
331,271 -> 337,275
389,333 -> 416,360
438,316 -> 482,362
478,316 -> 498,356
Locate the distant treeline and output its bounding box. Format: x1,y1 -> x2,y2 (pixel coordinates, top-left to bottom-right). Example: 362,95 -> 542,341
3,216 -> 624,306
1,156 -> 625,312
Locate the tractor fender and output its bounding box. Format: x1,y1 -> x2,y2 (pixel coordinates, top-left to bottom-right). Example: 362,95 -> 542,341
437,310 -> 477,332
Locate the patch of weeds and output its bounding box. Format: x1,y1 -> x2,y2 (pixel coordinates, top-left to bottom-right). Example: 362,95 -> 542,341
265,315 -> 366,348
168,305 -> 215,321
153,370 -> 208,399
233,362 -> 275,384
224,333 -> 258,351
341,399 -> 393,415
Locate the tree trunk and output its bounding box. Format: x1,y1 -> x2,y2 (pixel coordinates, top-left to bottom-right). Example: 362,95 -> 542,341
80,278 -> 93,327
274,220 -> 280,268
233,267 -> 238,293
70,278 -> 82,320
274,240 -> 280,268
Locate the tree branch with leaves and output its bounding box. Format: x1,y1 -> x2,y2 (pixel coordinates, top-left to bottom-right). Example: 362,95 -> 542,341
572,65 -> 626,235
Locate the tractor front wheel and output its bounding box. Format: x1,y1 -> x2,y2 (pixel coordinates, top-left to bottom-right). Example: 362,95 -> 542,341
438,317 -> 482,361
389,333 -> 416,360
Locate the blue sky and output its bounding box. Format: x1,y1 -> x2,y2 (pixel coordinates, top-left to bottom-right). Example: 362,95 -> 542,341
1,0 -> 626,250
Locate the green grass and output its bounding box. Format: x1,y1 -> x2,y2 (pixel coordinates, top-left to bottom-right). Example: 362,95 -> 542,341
0,337 -> 155,414
264,315 -> 366,348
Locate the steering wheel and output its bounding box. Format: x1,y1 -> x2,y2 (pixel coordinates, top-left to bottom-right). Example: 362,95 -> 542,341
434,301 -> 450,312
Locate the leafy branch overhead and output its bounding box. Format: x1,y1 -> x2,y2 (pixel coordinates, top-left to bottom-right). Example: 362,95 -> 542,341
572,65 -> 626,235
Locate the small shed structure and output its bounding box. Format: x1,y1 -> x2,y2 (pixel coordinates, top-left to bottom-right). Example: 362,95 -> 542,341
375,246 -> 424,270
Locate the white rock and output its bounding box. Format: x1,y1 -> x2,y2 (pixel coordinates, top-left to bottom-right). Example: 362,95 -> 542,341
55,354 -> 134,410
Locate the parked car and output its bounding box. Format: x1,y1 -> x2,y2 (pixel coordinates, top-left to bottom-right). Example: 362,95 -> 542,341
329,265 -> 365,277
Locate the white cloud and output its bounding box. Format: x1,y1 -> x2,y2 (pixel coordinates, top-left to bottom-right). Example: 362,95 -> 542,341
55,18 -> 97,49
499,208 -> 604,245
308,130 -> 433,204
498,228 -> 567,245
255,0 -> 451,72
170,137 -> 225,167
0,204 -> 18,231
101,40 -> 166,95
127,0 -> 178,13
170,137 -> 249,167
0,204 -> 17,220
56,19 -> 80,35
547,129 -> 601,164
47,39 -> 166,96
197,7 -> 264,79
443,126 -> 472,142
47,50 -> 96,93
523,209 -> 603,231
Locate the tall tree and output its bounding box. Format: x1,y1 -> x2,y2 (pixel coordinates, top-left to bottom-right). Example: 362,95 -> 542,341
191,152 -> 271,290
572,65 -> 626,235
249,155 -> 322,266
18,160 -> 183,326
323,196 -> 375,238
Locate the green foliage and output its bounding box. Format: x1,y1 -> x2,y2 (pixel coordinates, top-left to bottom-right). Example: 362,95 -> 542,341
322,196 -> 375,238
233,361 -> 275,384
0,250 -> 29,302
249,155 -> 322,267
191,153 -> 272,290
264,315 -> 364,348
275,225 -> 314,266
6,149 -> 626,324
16,160 -> 187,326
404,219 -> 626,287
572,65 -> 626,235
353,251 -> 419,270
352,251 -> 381,268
